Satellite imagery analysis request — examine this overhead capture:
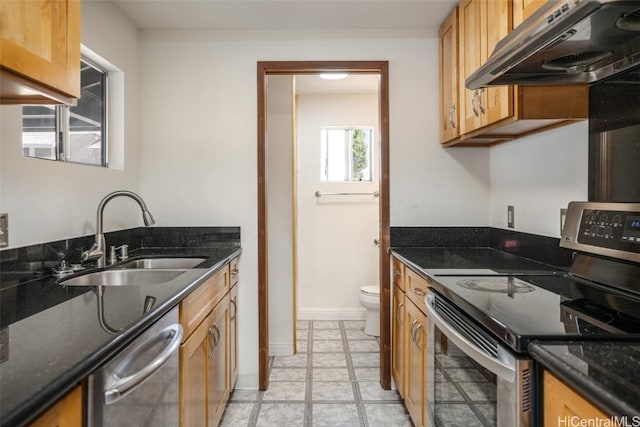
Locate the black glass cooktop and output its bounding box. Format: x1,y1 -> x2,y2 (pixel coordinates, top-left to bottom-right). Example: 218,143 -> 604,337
429,273 -> 640,353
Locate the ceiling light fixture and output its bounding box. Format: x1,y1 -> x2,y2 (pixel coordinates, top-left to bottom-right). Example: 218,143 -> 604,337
319,73 -> 349,80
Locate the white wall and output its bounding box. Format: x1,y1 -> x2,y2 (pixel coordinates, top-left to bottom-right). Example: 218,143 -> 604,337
296,92 -> 379,319
0,1 -> 141,248
136,29 -> 493,388
266,75 -> 294,356
489,121 -> 589,237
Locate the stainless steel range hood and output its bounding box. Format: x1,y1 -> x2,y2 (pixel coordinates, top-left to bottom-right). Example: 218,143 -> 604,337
466,0 -> 640,90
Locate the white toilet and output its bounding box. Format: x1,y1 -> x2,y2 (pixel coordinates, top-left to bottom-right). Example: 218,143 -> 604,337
359,285 -> 380,336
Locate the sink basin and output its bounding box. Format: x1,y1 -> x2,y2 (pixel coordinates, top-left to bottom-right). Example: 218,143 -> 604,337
116,257 -> 206,269
58,269 -> 187,287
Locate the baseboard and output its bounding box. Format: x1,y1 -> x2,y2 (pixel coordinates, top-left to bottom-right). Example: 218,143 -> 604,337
235,374 -> 259,390
269,342 -> 294,356
297,308 -> 367,321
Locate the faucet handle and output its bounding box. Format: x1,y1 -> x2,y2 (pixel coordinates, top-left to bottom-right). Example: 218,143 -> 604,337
81,243 -> 103,263
108,246 -> 118,265
116,244 -> 129,260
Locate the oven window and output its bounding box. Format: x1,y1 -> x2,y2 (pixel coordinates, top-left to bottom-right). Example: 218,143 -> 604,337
433,328 -> 497,426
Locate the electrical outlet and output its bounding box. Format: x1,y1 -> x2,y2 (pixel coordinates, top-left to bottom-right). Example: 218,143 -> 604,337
560,208 -> 568,235
507,206 -> 515,229
0,213 -> 7,248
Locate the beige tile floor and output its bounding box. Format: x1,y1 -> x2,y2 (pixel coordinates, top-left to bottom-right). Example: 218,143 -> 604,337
220,320 -> 413,427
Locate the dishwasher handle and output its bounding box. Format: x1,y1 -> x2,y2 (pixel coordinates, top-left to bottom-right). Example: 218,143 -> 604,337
104,323 -> 183,405
425,293 -> 516,381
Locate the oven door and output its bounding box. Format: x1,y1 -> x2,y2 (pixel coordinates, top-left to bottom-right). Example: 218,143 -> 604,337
425,289 -> 533,427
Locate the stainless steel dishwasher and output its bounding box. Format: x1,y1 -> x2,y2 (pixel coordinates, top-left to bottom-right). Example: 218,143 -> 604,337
86,306 -> 183,426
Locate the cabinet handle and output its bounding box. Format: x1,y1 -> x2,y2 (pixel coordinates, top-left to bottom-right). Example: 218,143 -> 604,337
230,298 -> 237,321
393,269 -> 401,276
410,319 -> 417,344
449,105 -> 457,129
213,324 -> 220,347
231,267 -> 239,277
471,90 -> 479,117
396,302 -> 404,324
413,288 -> 426,297
478,88 -> 486,115
208,324 -> 220,358
208,326 -> 216,358
414,323 -> 423,351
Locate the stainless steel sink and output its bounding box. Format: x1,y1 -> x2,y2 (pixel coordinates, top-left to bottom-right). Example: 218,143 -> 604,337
116,257 -> 206,269
58,269 -> 187,287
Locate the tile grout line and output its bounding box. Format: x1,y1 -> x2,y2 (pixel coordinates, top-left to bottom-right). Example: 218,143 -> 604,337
305,321 -> 313,427
246,357 -> 273,427
340,320 -> 368,427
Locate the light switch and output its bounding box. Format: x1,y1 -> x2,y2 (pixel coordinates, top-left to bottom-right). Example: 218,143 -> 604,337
0,213 -> 7,247
507,206 -> 515,229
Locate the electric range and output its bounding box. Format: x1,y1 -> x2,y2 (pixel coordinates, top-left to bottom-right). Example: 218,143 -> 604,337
421,202 -> 640,427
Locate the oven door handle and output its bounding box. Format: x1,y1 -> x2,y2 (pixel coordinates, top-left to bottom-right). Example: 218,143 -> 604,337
104,323 -> 183,404
425,294 -> 516,381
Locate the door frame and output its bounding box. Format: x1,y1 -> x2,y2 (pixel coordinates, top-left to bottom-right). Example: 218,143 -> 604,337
257,60 -> 390,390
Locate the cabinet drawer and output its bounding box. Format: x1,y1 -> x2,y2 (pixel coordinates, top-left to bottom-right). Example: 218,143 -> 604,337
392,257 -> 405,291
405,267 -> 429,314
180,266 -> 228,341
230,257 -> 239,288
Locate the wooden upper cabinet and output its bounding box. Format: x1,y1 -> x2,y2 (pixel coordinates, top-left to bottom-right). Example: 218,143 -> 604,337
513,0 -> 548,26
0,0 -> 80,104
459,0 -> 484,134
443,0 -> 588,146
439,7 -> 460,144
482,0 -> 512,127
459,0 -> 513,135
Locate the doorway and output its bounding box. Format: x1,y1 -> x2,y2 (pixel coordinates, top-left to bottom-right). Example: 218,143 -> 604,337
257,61 -> 390,391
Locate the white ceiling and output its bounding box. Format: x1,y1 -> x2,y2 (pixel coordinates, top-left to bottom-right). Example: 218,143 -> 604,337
295,74 -> 379,94
111,0 -> 458,31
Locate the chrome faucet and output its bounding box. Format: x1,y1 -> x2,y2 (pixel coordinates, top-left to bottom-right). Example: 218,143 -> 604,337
81,191 -> 155,267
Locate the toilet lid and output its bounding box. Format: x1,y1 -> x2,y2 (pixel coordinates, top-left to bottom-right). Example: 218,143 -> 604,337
360,285 -> 379,296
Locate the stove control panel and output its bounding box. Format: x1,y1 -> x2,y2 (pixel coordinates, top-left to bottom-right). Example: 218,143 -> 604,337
580,209 -> 640,245
561,202 -> 640,263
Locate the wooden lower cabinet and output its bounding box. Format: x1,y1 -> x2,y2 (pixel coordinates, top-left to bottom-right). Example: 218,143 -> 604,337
391,283 -> 406,398
229,283 -> 239,387
179,259 -> 239,427
543,371 -> 610,426
208,295 -> 230,427
29,386 -> 82,427
180,311 -> 209,426
405,298 -> 427,427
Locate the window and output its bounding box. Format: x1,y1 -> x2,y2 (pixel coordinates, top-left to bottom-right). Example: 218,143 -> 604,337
22,58 -> 107,166
320,127 -> 373,182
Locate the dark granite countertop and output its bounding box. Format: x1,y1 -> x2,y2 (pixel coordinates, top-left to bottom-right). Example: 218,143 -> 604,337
390,247 -> 563,275
0,228 -> 241,427
529,341 -> 640,418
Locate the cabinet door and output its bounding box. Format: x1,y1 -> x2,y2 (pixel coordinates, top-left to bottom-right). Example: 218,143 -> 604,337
208,295 -> 230,427
439,7 -> 460,144
482,0 -> 513,127
543,371 -> 610,426
513,0 -> 548,26
0,0 -> 80,101
459,0 -> 484,134
31,386 -> 82,427
391,284 -> 406,398
392,257 -> 405,291
179,317 -> 209,427
229,283 -> 239,387
405,300 -> 427,427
